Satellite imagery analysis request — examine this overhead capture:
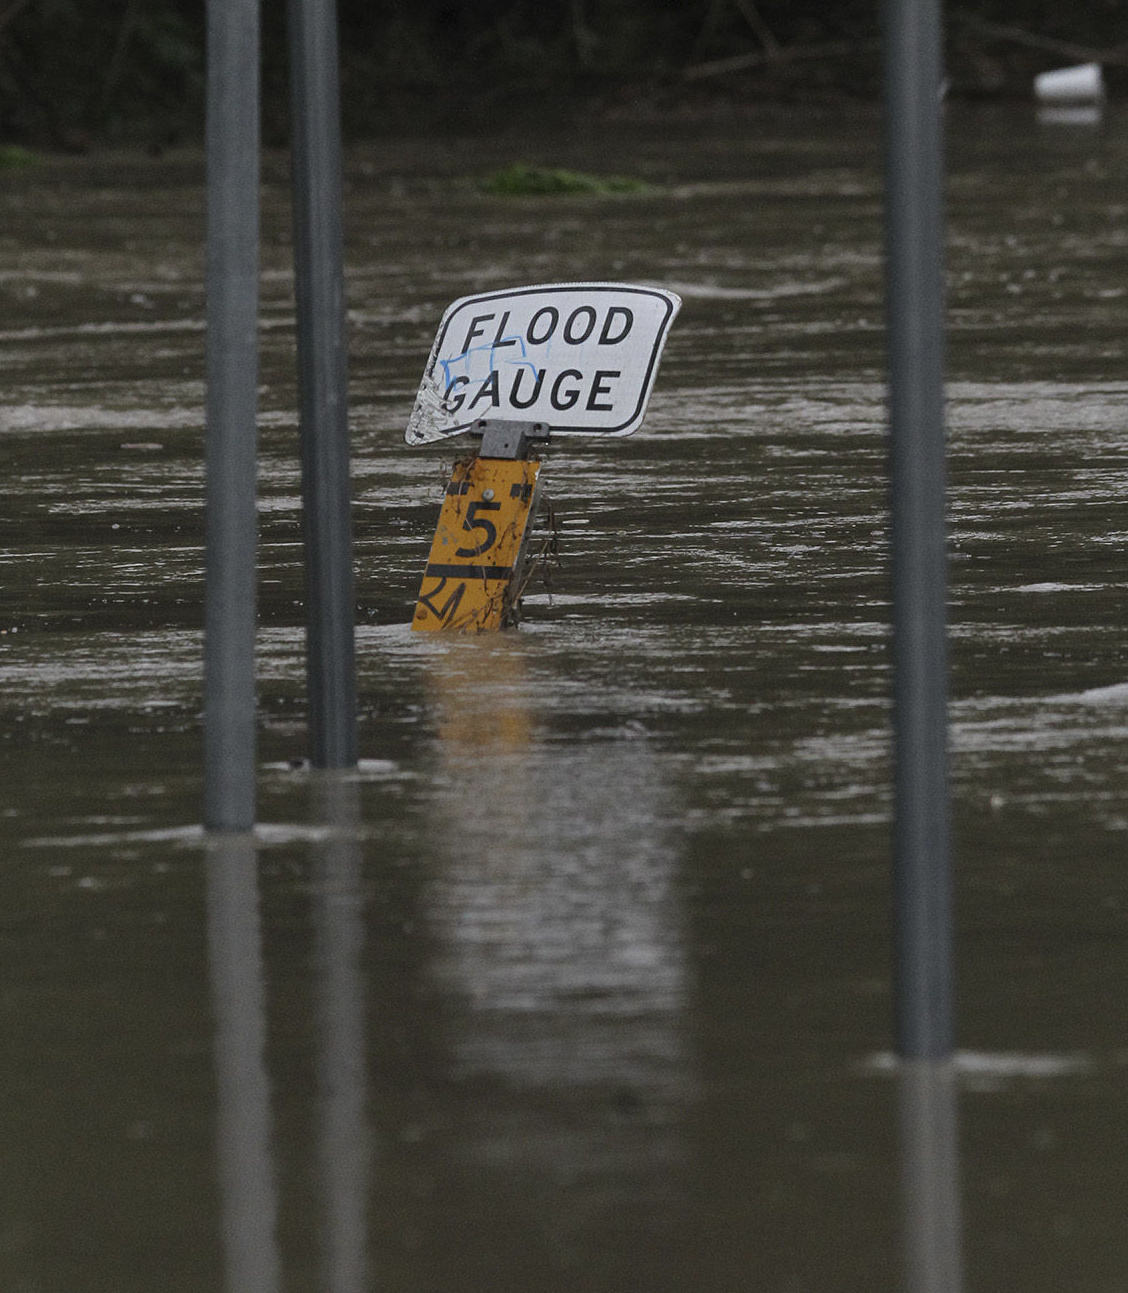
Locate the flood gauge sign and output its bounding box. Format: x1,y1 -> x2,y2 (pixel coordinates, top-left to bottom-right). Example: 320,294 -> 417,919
406,282 -> 681,444
408,282 -> 681,632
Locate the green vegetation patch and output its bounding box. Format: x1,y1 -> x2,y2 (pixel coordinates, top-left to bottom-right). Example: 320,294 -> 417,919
479,163 -> 649,196
0,145 -> 38,169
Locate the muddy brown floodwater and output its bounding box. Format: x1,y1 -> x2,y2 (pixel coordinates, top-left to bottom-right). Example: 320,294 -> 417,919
2,103 -> 1128,1292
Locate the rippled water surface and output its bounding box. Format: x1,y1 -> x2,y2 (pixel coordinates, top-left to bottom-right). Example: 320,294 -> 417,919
3,104 -> 1128,1291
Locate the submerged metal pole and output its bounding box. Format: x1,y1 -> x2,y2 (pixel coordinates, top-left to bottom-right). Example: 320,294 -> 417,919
884,8 -> 963,1286
207,834 -> 282,1293
204,0 -> 261,831
287,0 -> 358,768
883,0 -> 954,1060
899,1062 -> 963,1293
312,774 -> 370,1293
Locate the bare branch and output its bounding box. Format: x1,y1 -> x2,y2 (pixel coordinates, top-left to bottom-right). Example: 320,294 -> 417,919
952,12 -> 1128,70
684,39 -> 879,82
731,0 -> 781,59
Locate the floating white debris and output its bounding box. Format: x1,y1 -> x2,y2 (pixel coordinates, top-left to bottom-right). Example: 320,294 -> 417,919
1034,62 -> 1104,104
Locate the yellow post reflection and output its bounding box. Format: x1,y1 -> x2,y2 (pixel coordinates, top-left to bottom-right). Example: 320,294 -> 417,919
422,635 -> 695,1220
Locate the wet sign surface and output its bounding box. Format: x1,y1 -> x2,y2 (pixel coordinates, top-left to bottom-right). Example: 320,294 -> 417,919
412,455 -> 541,631
406,282 -> 681,444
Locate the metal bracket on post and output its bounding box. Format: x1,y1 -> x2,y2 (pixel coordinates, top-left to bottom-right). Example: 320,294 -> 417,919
474,419 -> 551,461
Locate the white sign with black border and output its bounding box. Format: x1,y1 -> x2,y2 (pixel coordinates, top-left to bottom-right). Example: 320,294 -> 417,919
405,282 -> 681,445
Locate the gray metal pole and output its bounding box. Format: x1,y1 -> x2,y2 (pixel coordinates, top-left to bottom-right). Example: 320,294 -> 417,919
204,0 -> 261,832
287,0 -> 358,769
883,0 -> 954,1059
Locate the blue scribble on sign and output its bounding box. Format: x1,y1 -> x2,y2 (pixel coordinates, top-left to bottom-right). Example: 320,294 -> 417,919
438,335 -> 528,385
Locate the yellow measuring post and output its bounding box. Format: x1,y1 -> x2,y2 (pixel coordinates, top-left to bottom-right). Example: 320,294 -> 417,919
412,452 -> 541,632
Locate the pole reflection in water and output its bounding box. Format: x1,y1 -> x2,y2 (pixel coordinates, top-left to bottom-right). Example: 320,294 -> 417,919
423,637 -> 695,1267
899,1061 -> 963,1293
205,832 -> 282,1293
310,773 -> 371,1293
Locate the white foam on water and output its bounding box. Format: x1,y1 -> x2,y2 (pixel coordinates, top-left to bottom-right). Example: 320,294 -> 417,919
861,1050 -> 1095,1079
0,404 -> 201,433
1013,581 -> 1111,593
24,824 -> 205,849
1073,682 -> 1128,705
665,277 -> 848,301
261,757 -> 405,781
22,819 -> 387,850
